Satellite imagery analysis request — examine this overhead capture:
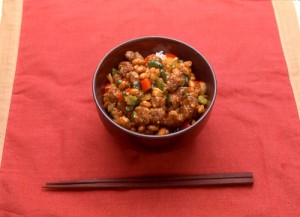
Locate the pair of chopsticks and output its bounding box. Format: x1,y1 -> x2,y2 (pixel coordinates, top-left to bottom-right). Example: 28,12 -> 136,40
43,172 -> 253,190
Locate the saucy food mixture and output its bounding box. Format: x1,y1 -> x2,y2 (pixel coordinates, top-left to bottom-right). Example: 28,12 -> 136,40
103,51 -> 208,135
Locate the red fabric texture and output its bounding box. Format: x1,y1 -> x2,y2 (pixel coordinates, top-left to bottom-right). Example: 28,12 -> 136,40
1,0 -> 300,216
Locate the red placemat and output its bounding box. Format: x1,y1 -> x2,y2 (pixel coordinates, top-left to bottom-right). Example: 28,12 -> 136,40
1,0 -> 300,216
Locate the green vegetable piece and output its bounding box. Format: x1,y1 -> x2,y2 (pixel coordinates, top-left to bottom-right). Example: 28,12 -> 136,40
112,68 -> 119,75
125,105 -> 134,111
155,78 -> 166,91
170,63 -> 176,69
136,92 -> 143,101
160,69 -> 168,82
198,95 -> 208,105
148,60 -> 163,69
133,81 -> 141,89
166,94 -> 172,107
125,95 -> 137,106
181,73 -> 188,86
131,111 -> 137,121
116,79 -> 122,86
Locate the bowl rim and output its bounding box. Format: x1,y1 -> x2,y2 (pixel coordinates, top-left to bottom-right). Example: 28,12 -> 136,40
92,36 -> 217,139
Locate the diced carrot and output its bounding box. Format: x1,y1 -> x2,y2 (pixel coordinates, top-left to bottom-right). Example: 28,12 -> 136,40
118,88 -> 130,102
141,79 -> 152,92
165,53 -> 176,58
182,121 -> 191,129
145,54 -> 155,63
104,83 -> 111,93
118,93 -> 124,102
194,81 -> 201,88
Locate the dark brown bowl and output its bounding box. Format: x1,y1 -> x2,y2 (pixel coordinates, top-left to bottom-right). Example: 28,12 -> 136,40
92,36 -> 217,152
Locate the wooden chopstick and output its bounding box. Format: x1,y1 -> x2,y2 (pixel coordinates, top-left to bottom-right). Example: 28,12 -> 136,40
43,172 -> 253,190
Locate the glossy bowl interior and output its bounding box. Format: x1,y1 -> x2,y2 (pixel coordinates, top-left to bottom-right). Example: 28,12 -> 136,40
93,36 -> 217,152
